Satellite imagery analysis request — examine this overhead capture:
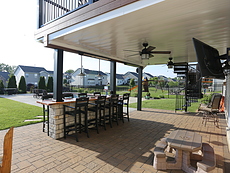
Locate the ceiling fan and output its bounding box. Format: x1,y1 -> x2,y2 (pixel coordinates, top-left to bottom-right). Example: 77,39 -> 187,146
124,42 -> 171,59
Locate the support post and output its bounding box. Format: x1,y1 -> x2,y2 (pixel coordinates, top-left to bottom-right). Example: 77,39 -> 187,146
110,61 -> 116,94
137,66 -> 143,111
53,49 -> 64,102
184,65 -> 188,112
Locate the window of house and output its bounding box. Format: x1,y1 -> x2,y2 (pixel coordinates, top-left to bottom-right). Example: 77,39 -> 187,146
25,73 -> 29,77
34,74 -> 37,78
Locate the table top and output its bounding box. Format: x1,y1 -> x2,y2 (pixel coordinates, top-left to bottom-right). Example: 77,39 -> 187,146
166,130 -> 202,152
36,95 -> 120,106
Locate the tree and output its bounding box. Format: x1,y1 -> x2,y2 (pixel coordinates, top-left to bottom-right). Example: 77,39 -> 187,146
129,78 -> 135,88
0,63 -> 16,74
38,76 -> 46,89
7,75 -> 17,88
65,69 -> 74,74
0,80 -> 4,94
18,76 -> 27,93
46,76 -> 53,92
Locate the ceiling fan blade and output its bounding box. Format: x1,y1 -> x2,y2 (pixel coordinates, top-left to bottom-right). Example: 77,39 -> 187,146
146,46 -> 156,52
126,53 -> 140,57
151,51 -> 171,54
123,49 -> 139,52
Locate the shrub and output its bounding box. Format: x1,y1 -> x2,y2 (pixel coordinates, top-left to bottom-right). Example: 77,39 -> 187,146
0,80 -> 4,94
46,76 -> 53,92
78,88 -> 84,93
38,76 -> 46,89
158,94 -> 165,98
18,76 -> 27,93
7,75 -> 17,88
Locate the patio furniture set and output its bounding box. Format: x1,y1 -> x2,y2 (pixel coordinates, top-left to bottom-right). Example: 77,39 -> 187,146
37,92 -> 130,141
153,130 -> 216,173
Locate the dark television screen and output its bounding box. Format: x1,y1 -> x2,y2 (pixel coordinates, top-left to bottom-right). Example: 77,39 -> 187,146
192,38 -> 225,79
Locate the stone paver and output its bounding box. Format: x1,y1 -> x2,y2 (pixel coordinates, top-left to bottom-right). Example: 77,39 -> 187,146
0,108 -> 229,173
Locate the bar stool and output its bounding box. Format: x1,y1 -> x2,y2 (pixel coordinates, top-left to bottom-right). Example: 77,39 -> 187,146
107,94 -> 119,126
118,93 -> 130,122
93,92 -> 101,96
41,94 -> 53,135
63,97 -> 89,142
78,93 -> 87,97
88,96 -> 106,132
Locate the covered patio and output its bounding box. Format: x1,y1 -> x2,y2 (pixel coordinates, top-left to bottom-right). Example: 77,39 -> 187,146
1,108 -> 229,172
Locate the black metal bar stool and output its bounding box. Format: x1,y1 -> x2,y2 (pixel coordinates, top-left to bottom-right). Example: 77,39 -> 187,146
93,92 -> 101,96
118,93 -> 130,122
41,94 -> 53,135
63,97 -> 89,142
88,96 -> 106,132
108,94 -> 119,125
78,93 -> 87,97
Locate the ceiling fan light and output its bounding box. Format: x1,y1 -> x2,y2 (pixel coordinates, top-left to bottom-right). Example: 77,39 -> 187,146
168,64 -> 174,69
141,54 -> 149,59
167,57 -> 174,68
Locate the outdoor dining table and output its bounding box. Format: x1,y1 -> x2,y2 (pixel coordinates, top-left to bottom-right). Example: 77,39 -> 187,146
166,130 -> 202,172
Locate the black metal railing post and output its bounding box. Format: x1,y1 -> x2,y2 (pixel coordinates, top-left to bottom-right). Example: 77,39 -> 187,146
38,0 -> 43,28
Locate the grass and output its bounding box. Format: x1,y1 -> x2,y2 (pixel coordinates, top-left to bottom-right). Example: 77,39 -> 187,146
129,98 -> 200,112
0,97 -> 43,130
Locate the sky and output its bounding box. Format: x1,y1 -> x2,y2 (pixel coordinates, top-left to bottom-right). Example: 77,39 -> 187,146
1,0 -> 176,78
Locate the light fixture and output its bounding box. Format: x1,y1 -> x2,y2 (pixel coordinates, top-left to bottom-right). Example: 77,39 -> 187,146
141,53 -> 149,59
167,57 -> 174,69
97,59 -> 102,80
78,54 -> 85,76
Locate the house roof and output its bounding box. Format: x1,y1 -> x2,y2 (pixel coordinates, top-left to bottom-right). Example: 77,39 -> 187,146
143,72 -> 154,78
18,65 -> 47,73
116,74 -> 124,80
0,72 -> 10,80
124,72 -> 138,78
83,68 -> 107,75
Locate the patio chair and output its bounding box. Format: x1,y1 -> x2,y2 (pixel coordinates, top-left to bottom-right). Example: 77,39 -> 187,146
0,127 -> 14,173
118,93 -> 130,122
198,93 -> 222,127
42,94 -> 53,135
63,97 -> 89,142
93,92 -> 101,97
88,96 -> 106,132
78,93 -> 87,97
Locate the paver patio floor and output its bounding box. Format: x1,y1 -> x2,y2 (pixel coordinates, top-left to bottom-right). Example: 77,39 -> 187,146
0,108 -> 229,173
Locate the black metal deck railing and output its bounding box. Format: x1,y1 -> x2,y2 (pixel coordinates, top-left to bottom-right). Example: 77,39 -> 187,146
38,0 -> 99,28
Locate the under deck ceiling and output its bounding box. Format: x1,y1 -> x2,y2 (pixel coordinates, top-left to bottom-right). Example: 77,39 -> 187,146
41,0 -> 230,67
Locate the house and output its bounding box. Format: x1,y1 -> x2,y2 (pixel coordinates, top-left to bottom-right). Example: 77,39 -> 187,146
71,68 -> 107,87
0,72 -> 10,86
123,72 -> 138,85
106,73 -> 124,86
14,65 -> 53,88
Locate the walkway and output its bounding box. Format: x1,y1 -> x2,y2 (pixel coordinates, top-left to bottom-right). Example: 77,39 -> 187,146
0,107 -> 229,172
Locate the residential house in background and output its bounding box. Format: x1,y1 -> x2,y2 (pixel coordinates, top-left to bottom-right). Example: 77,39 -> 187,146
123,72 -> 138,85
71,68 -> 107,87
143,72 -> 154,80
106,73 -> 124,86
0,72 -> 10,86
14,65 -> 53,88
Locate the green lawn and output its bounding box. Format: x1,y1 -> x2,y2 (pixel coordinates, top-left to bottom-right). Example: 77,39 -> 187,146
129,98 -> 200,112
0,97 -> 43,130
